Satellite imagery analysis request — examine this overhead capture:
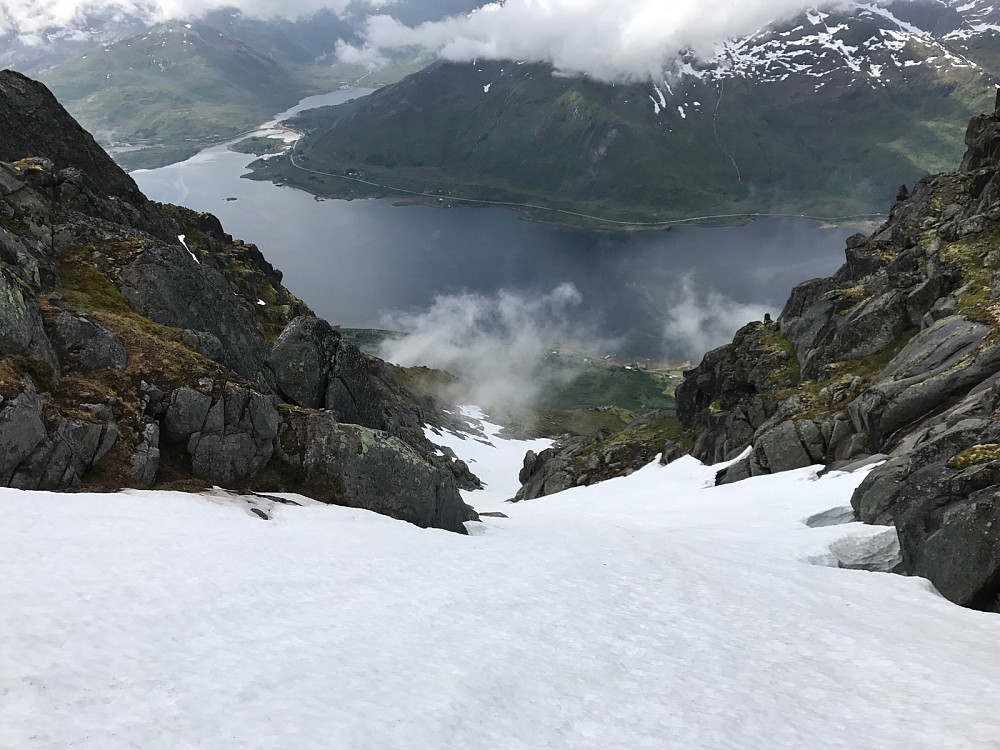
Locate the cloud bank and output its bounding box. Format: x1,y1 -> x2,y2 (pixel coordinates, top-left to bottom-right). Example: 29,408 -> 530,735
379,283 -> 613,408
0,0 -> 356,37
662,274 -> 771,360
342,0 -> 854,82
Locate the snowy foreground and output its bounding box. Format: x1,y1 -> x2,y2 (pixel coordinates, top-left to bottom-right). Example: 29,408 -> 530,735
3,412 -> 1000,749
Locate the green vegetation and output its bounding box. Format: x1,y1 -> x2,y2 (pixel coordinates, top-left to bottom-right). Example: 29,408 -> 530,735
760,329 -> 801,387
250,58 -> 995,226
605,414 -> 682,448
533,356 -> 677,414
56,244 -> 233,391
948,444 -> 1000,469
939,217 -> 1000,325
230,136 -> 288,156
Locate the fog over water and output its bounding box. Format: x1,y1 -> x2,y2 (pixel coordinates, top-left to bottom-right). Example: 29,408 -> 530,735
133,89 -> 858,361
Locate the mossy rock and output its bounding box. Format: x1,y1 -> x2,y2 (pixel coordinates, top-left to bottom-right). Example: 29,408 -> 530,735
947,444 -> 1000,469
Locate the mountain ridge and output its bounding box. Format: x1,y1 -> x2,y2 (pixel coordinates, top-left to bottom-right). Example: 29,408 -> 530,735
250,1 -> 1000,225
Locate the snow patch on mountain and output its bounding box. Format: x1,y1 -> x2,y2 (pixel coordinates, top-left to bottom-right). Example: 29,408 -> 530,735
638,1 -> 988,117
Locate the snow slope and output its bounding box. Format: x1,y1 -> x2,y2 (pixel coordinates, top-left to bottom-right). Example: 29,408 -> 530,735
3,422 -> 1000,749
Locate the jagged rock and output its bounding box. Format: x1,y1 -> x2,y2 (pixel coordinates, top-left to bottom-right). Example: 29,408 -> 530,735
49,310 -> 127,372
164,386 -> 213,444
189,385 -> 279,486
784,288 -> 910,381
514,413 -> 677,500
181,329 -> 226,364
10,416 -> 109,490
277,409 -> 474,533
919,488 -> 1000,610
164,383 -> 279,486
326,338 -> 397,430
138,380 -> 167,417
267,315 -> 339,408
0,70 -> 164,234
515,440 -> 588,501
0,266 -> 58,368
0,390 -> 47,484
847,316 -> 1000,446
130,422 -> 160,486
660,440 -> 682,465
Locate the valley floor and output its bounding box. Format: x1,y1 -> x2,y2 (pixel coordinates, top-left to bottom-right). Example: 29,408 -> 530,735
2,413 -> 999,749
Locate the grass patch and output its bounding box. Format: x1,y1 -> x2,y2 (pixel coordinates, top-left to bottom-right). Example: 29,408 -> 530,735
760,329 -> 801,387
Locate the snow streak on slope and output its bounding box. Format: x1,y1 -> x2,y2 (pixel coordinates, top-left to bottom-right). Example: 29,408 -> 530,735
3,431 -> 1000,748
642,2 -> 985,117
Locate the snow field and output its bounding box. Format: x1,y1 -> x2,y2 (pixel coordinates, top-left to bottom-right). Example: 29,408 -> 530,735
2,411 -> 1000,749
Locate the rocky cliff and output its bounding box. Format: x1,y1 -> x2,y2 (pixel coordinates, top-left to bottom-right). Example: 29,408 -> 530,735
674,97 -> 1000,610
0,69 -> 477,533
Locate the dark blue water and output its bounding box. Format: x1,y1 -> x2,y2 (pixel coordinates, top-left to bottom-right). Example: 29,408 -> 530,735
133,90 -> 860,359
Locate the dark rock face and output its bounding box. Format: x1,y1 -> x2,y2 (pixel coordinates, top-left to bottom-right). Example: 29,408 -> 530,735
676,104 -> 1000,609
10,416 -> 110,489
162,383 -> 279,486
119,243 -> 273,388
0,391 -> 48,484
847,317 -> 1000,446
130,422 -> 160,486
277,410 -> 476,534
50,311 -> 127,372
267,315 -> 339,408
0,70 -> 166,236
265,315 -> 482,491
0,267 -> 58,369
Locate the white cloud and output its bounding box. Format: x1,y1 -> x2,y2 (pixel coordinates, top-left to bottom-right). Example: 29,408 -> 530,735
379,283 -> 615,408
341,0 -> 855,81
662,274 -> 771,359
0,0 -> 354,36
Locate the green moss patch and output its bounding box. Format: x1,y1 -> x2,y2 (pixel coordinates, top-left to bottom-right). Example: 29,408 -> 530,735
948,444 -> 1000,469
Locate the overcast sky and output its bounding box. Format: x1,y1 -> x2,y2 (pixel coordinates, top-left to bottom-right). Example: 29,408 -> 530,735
2,0 -> 854,80
347,0 -> 853,80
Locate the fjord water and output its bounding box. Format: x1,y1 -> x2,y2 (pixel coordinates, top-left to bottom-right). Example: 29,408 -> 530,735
133,89 -> 858,359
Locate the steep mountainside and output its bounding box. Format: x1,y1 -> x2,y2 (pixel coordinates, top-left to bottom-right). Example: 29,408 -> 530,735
253,1 -> 1000,224
670,97 -> 1000,611
36,22 -> 311,170
25,4 -> 485,170
0,69 -> 478,533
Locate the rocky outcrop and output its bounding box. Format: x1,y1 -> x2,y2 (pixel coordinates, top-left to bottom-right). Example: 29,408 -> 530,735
0,70 -> 167,236
0,70 -> 480,533
276,409 -> 476,533
515,412 -> 682,501
161,382 -> 280,487
0,266 -> 58,369
49,310 -> 127,372
676,100 -> 1000,609
266,314 -> 482,491
268,315 -> 338,408
118,241 -> 274,387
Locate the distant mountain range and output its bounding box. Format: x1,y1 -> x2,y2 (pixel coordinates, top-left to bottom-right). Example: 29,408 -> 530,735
11,3 -> 481,169
249,0 -> 1000,225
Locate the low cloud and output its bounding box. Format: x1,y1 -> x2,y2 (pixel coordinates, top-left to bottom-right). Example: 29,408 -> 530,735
0,0 -> 357,37
341,0 -> 854,82
662,274 -> 771,360
379,283 -> 613,408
